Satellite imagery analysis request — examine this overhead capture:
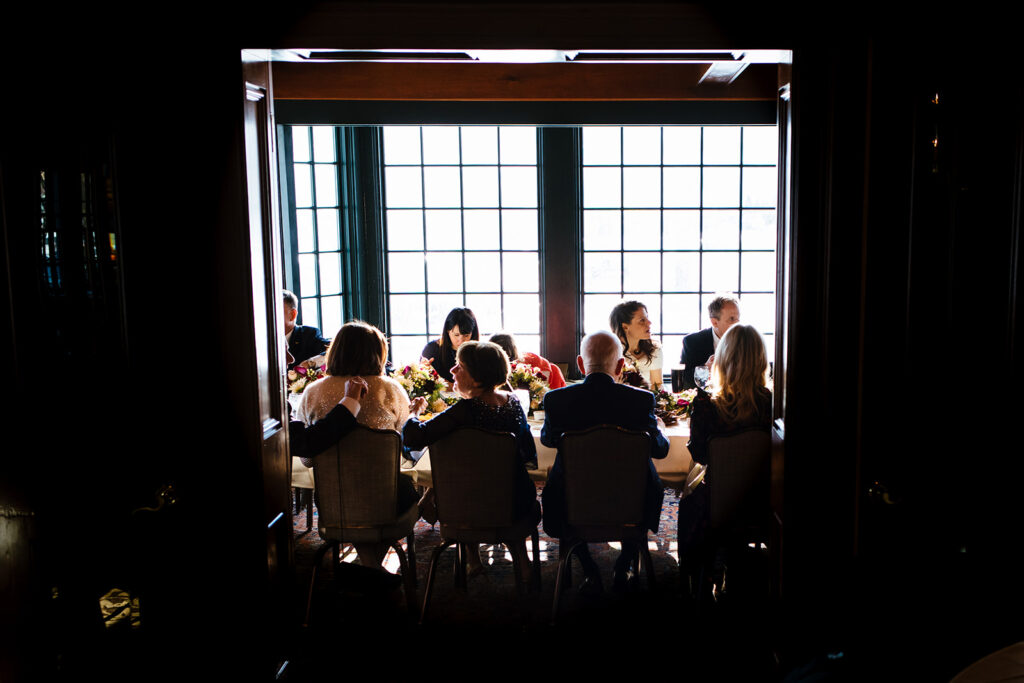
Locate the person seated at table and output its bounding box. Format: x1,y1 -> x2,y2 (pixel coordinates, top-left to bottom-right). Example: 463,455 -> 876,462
610,299 -> 663,390
421,307 -> 479,384
489,332 -> 567,390
283,289 -> 329,369
678,323 -> 773,588
296,321 -> 418,566
541,330 -> 669,594
403,340 -> 537,580
289,377 -> 368,463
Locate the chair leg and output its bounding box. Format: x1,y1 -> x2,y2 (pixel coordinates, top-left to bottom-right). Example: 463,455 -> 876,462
392,541 -> 418,616
530,529 -> 542,592
406,533 -> 417,588
550,540 -> 582,625
640,539 -> 656,590
306,490 -> 314,531
303,539 -> 339,627
510,544 -> 524,596
419,541 -> 452,625
454,543 -> 467,591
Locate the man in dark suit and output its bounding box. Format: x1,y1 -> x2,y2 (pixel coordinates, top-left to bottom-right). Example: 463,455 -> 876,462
541,330 -> 669,594
283,289 -> 329,369
678,294 -> 741,389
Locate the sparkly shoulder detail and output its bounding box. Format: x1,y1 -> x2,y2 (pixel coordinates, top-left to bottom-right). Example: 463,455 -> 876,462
465,394 -> 526,433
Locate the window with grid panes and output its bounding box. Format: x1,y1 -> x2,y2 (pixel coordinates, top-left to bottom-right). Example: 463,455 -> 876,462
382,126 -> 541,366
290,125 -> 345,338
581,125 -> 778,361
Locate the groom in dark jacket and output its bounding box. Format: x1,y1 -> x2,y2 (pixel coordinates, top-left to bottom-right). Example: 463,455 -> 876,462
283,289 -> 329,369
541,330 -> 669,593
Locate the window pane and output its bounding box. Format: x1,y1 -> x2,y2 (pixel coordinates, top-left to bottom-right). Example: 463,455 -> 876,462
316,209 -> 340,252
320,295 -> 343,338
426,252 -> 463,292
461,166 -> 499,207
423,166 -> 461,207
425,210 -> 462,250
501,209 -> 538,250
465,294 -> 501,335
291,126 -> 310,163
624,294 -> 660,337
422,126 -> 460,164
663,127 -> 701,164
623,252 -> 660,292
499,127 -> 537,164
663,252 -> 700,291
464,252 -> 501,292
739,293 -> 775,335
388,253 -> 425,293
502,253 -> 539,292
583,294 -> 622,334
741,251 -> 776,291
661,335 -> 684,364
318,252 -> 341,295
428,294 -> 465,337
623,167 -> 661,208
500,166 -> 538,208
298,253 -> 317,296
623,210 -> 660,250
623,127 -> 661,165
389,294 -> 427,334
742,167 -> 777,208
663,210 -> 700,249
385,167 -> 423,208
743,126 -> 778,165
293,165 -> 312,207
461,127 -> 498,164
584,210 -> 621,251
662,293 -> 702,333
702,210 -> 740,250
503,294 -> 540,333
584,253 -> 622,293
311,126 -> 336,163
703,127 -> 741,164
583,127 -> 621,165
383,127 -> 422,165
742,210 -> 776,250
300,297 -> 319,329
702,167 -> 740,208
391,336 -> 428,366
662,168 -> 700,208
386,210 -> 424,250
702,252 -> 739,292
583,167 -> 621,208
296,209 -> 315,253
314,164 -> 338,206
463,210 -> 500,250
513,335 -> 542,357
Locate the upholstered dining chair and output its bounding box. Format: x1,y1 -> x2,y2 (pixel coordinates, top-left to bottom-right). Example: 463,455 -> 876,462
683,428 -> 771,605
550,425 -> 655,623
303,425 -> 419,625
418,427 -> 542,625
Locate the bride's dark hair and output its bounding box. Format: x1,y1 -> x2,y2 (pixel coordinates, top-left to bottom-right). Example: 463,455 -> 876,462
609,300 -> 658,364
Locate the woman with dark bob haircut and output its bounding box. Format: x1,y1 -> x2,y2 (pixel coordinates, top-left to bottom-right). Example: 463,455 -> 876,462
421,307 -> 479,384
403,340 -> 537,579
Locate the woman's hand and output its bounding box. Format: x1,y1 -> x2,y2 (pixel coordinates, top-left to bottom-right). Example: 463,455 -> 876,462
343,376 -> 368,400
409,396 -> 428,417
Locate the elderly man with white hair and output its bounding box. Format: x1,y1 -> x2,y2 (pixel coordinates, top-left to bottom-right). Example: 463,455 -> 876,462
540,330 -> 669,595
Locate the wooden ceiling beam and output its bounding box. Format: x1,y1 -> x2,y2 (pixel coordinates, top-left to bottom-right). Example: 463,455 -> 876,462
272,61 -> 778,101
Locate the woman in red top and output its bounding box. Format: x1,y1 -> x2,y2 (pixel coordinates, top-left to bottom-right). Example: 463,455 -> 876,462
488,333 -> 566,389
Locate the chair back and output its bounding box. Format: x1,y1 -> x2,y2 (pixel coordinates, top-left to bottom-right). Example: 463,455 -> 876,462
313,425 -> 403,533
560,425 -> 651,527
429,427 -> 519,529
706,429 -> 771,533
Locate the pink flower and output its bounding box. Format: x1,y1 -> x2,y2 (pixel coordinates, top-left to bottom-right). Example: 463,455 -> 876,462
296,366 -> 307,376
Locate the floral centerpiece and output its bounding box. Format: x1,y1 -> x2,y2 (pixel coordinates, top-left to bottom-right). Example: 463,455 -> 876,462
620,360 -> 649,389
654,387 -> 698,426
287,354 -> 327,394
391,360 -> 458,416
508,360 -> 550,411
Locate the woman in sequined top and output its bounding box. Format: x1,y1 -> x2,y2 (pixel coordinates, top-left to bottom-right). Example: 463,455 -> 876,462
296,321 -> 411,433
403,340 -> 537,580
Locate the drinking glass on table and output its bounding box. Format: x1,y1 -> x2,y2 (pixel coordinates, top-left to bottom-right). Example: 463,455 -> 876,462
693,364 -> 711,390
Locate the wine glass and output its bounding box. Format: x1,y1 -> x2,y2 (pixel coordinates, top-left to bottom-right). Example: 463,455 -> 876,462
693,365 -> 710,390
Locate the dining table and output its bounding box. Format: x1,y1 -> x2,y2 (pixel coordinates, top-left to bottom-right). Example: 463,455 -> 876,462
405,413 -> 695,490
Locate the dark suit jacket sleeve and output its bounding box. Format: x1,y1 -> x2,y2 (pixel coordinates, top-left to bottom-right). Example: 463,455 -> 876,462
539,390 -> 563,448
680,330 -> 711,389
643,392 -> 670,460
289,402 -> 357,460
